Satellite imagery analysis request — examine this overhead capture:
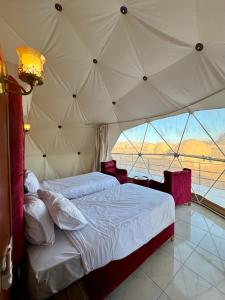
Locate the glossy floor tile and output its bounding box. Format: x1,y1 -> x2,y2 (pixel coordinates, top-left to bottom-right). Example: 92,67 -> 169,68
158,235 -> 195,263
198,232 -> 225,260
210,221 -> 225,240
108,268 -> 162,300
158,292 -> 172,300
175,219 -> 207,245
185,247 -> 225,295
107,203 -> 225,300
164,265 -> 225,300
140,251 -> 182,289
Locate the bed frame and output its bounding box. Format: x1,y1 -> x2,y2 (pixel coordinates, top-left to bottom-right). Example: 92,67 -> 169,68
9,79 -> 174,300
84,223 -> 174,300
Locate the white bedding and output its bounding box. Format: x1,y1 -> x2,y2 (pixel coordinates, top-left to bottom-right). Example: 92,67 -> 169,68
27,183 -> 175,299
27,228 -> 83,300
41,171 -> 119,199
65,183 -> 175,274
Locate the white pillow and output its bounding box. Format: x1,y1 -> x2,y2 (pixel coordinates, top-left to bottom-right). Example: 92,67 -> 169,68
37,189 -> 88,230
24,170 -> 40,193
24,194 -> 55,245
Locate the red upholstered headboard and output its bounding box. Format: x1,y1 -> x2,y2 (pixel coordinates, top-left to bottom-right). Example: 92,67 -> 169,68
8,76 -> 25,267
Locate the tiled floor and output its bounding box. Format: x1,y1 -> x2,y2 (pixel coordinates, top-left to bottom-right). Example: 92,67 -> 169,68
106,203 -> 225,300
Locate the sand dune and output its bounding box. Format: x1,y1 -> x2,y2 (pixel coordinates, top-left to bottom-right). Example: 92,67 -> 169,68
113,139 -> 225,159
112,139 -> 225,188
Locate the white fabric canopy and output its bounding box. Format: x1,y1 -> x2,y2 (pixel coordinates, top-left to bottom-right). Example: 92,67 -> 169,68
1,0 -> 225,178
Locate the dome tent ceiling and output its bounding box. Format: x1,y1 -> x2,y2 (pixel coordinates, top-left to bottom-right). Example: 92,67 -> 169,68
1,0 -> 225,125
1,0 -> 225,180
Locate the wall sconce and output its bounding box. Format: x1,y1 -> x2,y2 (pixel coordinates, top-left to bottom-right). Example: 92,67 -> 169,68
24,123 -> 31,133
0,46 -> 45,96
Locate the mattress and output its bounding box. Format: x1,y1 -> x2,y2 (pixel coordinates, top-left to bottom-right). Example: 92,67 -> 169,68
40,171 -> 119,199
27,228 -> 84,300
66,183 -> 175,273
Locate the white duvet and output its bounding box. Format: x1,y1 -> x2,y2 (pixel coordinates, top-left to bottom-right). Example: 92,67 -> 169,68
41,172 -> 119,199
65,183 -> 175,274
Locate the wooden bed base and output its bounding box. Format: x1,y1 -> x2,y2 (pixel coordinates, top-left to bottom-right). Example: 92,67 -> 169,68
82,223 -> 174,300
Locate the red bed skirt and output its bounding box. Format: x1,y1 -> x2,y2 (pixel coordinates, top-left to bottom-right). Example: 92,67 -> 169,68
84,223 -> 174,300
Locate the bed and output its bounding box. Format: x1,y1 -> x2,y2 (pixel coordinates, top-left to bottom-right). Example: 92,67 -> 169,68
27,182 -> 175,300
40,171 -> 119,199
9,77 -> 175,300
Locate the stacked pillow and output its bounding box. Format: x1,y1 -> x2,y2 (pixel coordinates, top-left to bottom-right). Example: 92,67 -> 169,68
24,169 -> 40,193
37,189 -> 87,230
24,170 -> 88,246
24,193 -> 55,245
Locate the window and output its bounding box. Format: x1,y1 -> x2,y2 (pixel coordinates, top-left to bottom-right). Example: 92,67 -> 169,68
112,109 -> 225,214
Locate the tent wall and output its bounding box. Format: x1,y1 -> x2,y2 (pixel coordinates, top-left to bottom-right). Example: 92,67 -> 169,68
1,1 -> 225,179
6,64 -> 97,180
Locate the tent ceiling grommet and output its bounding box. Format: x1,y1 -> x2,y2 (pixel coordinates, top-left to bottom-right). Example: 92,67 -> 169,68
58,125 -> 62,129
120,6 -> 128,14
77,152 -> 81,155
55,3 -> 62,11
195,43 -> 204,51
93,59 -> 98,64
112,101 -> 116,105
143,76 -> 148,81
43,154 -> 46,158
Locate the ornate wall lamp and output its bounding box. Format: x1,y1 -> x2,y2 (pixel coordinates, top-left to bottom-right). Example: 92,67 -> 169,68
0,46 -> 45,96
24,123 -> 31,133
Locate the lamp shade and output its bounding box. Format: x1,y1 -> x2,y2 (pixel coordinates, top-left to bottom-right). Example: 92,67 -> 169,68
0,47 -> 8,94
16,47 -> 45,87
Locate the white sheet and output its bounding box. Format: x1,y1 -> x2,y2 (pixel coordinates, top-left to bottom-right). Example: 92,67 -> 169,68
41,171 -> 119,199
65,183 -> 175,274
27,228 -> 84,300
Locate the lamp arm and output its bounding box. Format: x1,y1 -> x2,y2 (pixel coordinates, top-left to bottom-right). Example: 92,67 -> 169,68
0,77 -> 33,95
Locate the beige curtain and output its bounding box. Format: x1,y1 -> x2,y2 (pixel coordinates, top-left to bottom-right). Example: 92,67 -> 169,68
93,124 -> 110,171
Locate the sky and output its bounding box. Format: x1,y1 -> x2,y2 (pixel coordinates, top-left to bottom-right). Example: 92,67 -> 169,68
117,108 -> 225,144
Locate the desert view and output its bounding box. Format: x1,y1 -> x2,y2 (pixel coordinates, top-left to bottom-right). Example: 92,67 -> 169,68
112,136 -> 225,205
